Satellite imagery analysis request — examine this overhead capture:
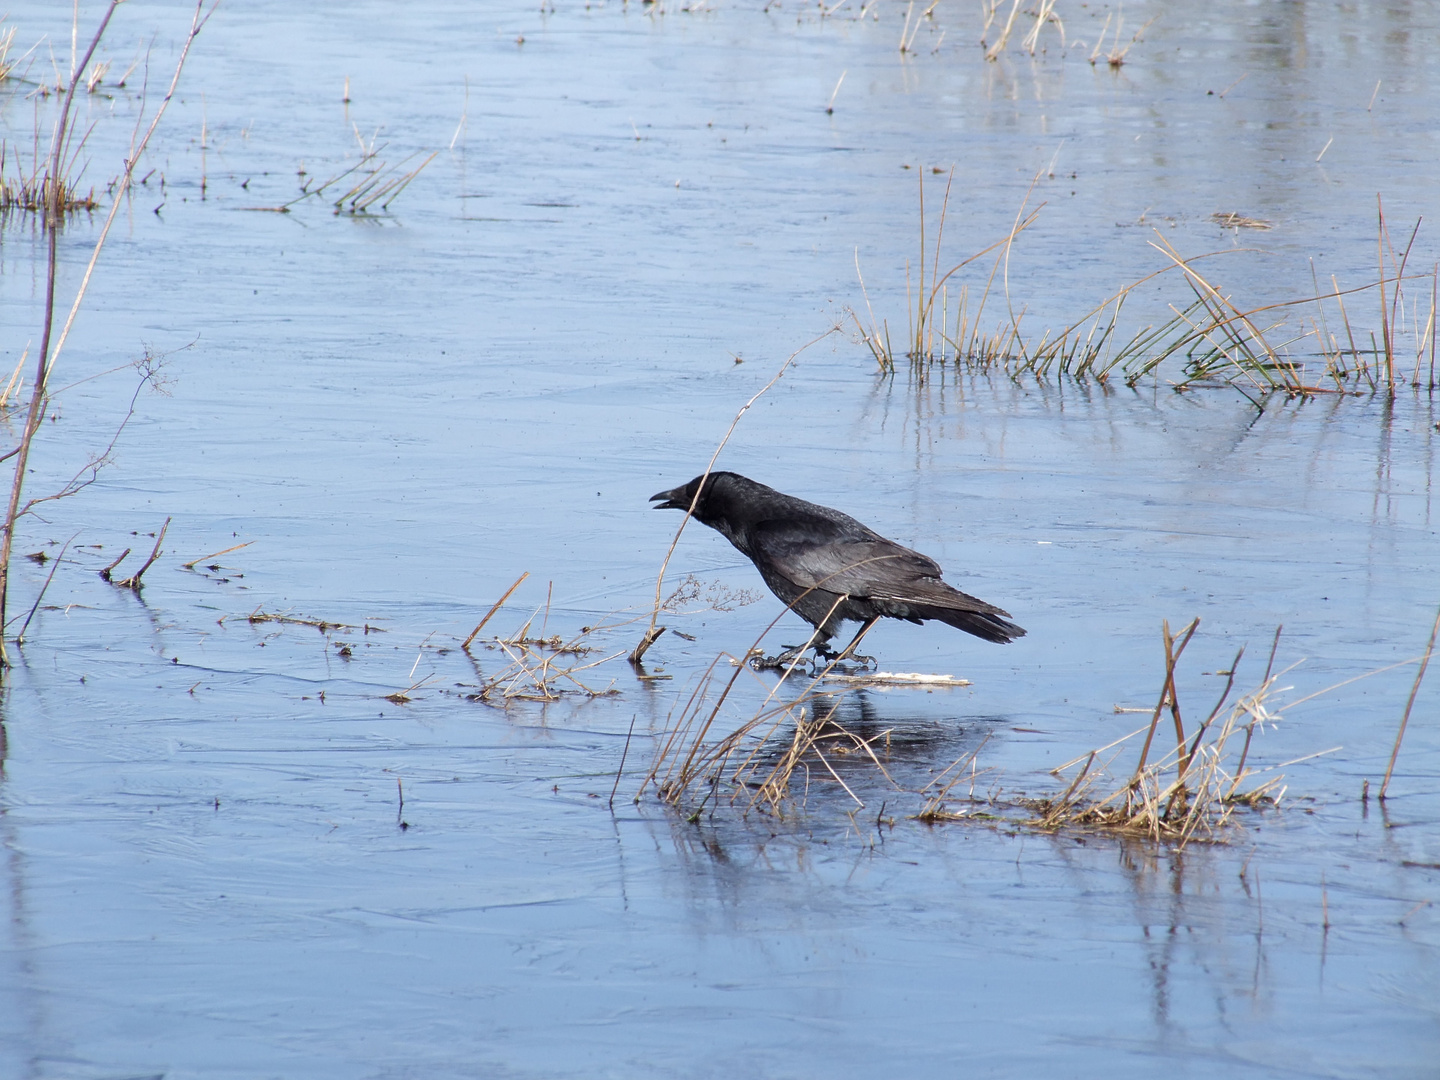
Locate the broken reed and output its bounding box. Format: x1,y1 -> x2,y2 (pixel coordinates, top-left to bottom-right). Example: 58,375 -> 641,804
250,143 -> 437,216
854,180 -> 1439,399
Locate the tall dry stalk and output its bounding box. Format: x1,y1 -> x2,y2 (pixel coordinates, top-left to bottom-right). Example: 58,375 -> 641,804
630,326 -> 840,664
0,1 -> 215,670
1380,606 -> 1440,800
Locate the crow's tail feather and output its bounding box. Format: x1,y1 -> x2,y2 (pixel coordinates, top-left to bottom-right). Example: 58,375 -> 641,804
928,605 -> 1026,644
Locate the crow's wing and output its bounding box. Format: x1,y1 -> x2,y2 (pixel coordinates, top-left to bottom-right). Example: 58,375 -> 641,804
748,515 -> 1024,642
751,520 -> 943,597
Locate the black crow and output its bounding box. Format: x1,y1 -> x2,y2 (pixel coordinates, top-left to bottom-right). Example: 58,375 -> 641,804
650,471 -> 1025,664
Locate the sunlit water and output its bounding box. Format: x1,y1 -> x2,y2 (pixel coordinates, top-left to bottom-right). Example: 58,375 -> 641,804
0,1 -> 1437,1076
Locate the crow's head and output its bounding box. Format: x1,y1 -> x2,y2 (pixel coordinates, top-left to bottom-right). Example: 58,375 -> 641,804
650,471 -> 767,537
649,473 -> 720,514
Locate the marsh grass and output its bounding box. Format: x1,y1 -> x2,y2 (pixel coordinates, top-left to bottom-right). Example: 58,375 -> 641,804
639,606 -> 947,822
0,138 -> 101,217
642,615 -> 1365,850
981,0 -> 1066,60
248,141 -> 437,216
854,182 -> 1440,401
459,578 -> 627,704
0,24 -> 17,82
1087,10 -> 1154,68
1022,621 -> 1303,846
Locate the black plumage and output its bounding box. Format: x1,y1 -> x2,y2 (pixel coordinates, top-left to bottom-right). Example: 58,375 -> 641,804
649,471 -> 1025,660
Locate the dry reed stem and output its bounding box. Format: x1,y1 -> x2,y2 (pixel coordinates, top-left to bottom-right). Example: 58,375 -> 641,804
13,530 -> 77,644
98,547 -> 130,580
1131,617 -> 1199,781
1380,605 -> 1440,800
181,540 -> 253,570
632,325 -> 840,663
0,349 -> 28,407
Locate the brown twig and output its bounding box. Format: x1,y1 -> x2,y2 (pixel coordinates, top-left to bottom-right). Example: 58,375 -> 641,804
1380,605 -> 1440,800
1132,617 -> 1200,783
1230,625 -> 1281,791
94,543 -> 131,581
632,326 -> 840,664
182,540 -> 253,570
610,716 -> 637,809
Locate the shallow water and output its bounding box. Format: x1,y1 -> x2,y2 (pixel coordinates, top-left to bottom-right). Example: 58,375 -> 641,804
1,1 -> 1438,1076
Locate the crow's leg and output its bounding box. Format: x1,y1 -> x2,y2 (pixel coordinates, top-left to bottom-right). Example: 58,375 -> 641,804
830,617 -> 879,668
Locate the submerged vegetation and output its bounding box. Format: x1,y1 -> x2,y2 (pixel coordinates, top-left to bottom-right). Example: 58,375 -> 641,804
853,172 -> 1439,404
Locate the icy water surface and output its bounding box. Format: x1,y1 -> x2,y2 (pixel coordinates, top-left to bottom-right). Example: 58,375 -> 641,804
0,1 -> 1438,1076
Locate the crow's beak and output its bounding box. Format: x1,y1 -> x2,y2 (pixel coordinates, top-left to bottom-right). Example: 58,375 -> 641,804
650,487 -> 685,510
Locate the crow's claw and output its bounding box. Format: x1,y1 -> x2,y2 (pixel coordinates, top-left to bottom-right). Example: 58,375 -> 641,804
749,645 -> 819,672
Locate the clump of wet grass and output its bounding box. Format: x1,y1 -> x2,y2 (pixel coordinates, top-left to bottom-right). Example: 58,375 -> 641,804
854,180 -> 1440,402
640,613 -> 1342,849
0,140 -> 101,217
459,573 -> 626,704
1087,9 -> 1154,68
1023,621 -> 1300,846
637,606 -> 928,821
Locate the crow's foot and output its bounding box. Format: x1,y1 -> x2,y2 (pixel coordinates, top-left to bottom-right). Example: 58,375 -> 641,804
749,644 -> 821,672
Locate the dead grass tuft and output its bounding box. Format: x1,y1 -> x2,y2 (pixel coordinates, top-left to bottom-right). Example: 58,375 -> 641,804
459,577 -> 625,704
1023,621 -> 1303,845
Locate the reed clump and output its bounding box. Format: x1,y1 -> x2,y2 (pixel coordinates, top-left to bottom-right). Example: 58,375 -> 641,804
0,141 -> 101,217
641,659 -> 880,822
459,574 -> 626,704
641,615 -> 1316,849
1022,621 -> 1302,846
854,180 -> 1439,402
